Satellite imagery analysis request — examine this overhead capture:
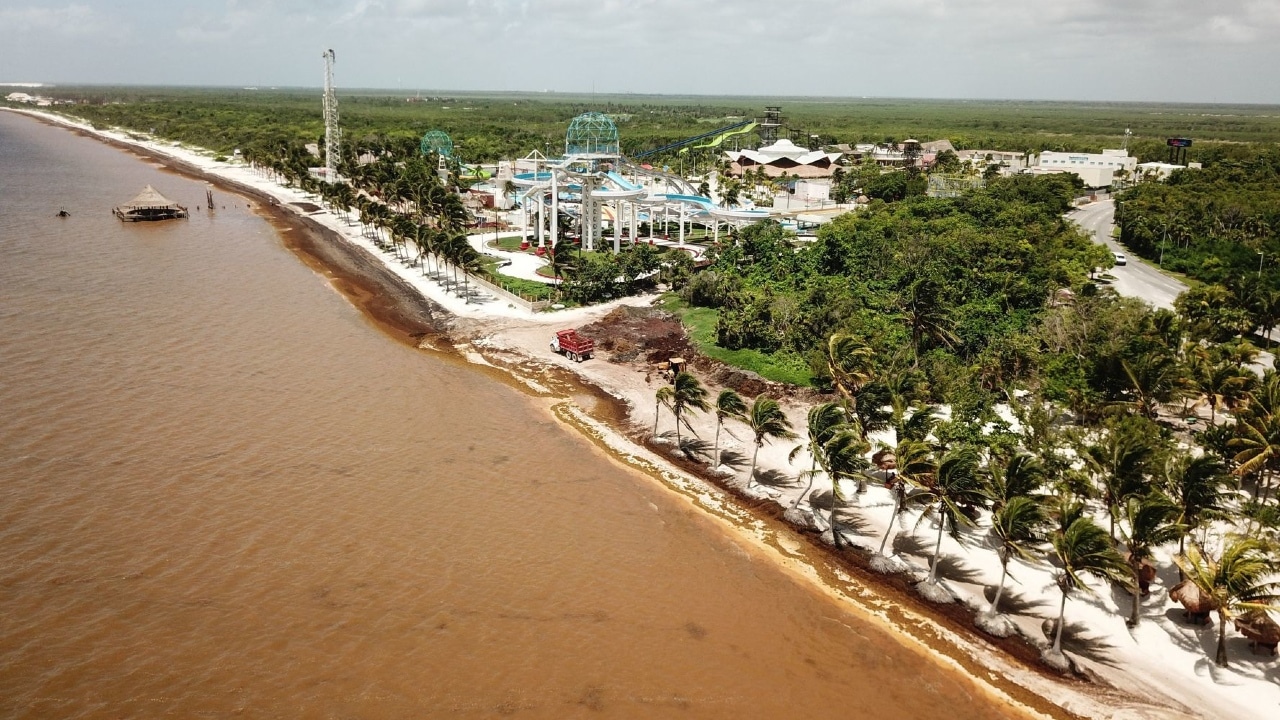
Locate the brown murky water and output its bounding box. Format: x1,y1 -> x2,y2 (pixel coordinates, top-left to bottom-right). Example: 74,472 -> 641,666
0,112 -> 1015,718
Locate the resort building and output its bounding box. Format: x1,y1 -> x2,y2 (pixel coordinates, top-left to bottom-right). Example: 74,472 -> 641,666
1135,161 -> 1187,183
956,149 -> 1027,174
724,138 -> 842,178
1030,149 -> 1136,188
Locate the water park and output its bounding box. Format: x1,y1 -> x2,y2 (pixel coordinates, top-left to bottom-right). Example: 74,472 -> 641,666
419,110 -> 816,288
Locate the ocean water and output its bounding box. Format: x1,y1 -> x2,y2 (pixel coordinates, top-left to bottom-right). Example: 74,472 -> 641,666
0,111 -> 1010,718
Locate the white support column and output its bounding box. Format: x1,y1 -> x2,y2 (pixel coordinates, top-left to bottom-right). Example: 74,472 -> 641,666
537,192 -> 545,247
520,194 -> 528,245
613,199 -> 621,254
631,202 -> 638,245
550,172 -> 559,248
679,203 -> 686,245
714,220 -> 720,243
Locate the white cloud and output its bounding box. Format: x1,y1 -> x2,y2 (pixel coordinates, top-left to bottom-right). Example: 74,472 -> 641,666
1,0 -> 1278,101
0,3 -> 102,36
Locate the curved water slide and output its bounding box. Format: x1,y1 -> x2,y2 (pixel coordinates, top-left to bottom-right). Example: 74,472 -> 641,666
618,161 -> 696,195
657,194 -> 770,221
678,122 -> 758,154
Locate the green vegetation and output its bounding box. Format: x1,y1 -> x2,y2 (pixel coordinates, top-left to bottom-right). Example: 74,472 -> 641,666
660,295 -> 814,386
1116,152 -> 1280,346
20,87 -> 1280,170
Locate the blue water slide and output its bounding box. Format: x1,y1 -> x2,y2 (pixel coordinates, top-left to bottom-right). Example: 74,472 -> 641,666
605,171 -> 644,193
661,194 -> 717,210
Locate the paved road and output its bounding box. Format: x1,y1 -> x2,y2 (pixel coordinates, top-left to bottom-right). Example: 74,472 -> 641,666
1071,201 -> 1276,372
1071,200 -> 1186,310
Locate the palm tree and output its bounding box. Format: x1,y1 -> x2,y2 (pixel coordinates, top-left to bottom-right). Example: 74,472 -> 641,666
1118,493 -> 1184,627
1232,410 -> 1280,504
788,403 -> 850,513
667,372 -> 709,446
712,389 -> 747,469
893,404 -> 939,444
1163,453 -> 1235,558
1046,514 -> 1130,664
654,385 -> 673,438
876,438 -> 934,555
985,495 -> 1046,620
912,446 -> 986,592
1191,357 -> 1252,425
824,334 -> 875,415
1083,419 -> 1158,539
822,427 -> 871,548
743,396 -> 796,488
1120,352 -> 1186,420
1174,538 -> 1280,667
900,279 -> 958,364
986,453 -> 1046,512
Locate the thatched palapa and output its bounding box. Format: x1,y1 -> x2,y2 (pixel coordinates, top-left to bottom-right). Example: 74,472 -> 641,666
1170,580 -> 1217,624
114,185 -> 188,222
1233,610 -> 1280,655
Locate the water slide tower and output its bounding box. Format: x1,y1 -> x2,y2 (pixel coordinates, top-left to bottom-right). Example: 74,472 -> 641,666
759,106 -> 783,146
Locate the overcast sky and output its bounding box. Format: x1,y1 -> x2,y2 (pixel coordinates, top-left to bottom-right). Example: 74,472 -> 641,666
3,0 -> 1279,103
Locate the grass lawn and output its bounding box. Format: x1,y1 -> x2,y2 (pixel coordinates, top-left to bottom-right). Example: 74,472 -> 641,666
492,235 -> 531,252
659,294 -> 813,387
488,273 -> 557,301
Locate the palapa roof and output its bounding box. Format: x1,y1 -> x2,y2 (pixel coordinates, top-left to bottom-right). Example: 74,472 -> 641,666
1235,610 -> 1280,644
118,185 -> 182,210
1170,581 -> 1218,614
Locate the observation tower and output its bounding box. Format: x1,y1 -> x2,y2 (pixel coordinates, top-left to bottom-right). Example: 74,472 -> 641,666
565,112 -> 620,159
420,130 -> 453,171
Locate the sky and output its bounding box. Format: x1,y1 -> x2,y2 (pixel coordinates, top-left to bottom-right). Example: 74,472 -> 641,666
2,0 -> 1280,103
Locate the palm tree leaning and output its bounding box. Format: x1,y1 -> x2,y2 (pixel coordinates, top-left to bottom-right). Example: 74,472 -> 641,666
667,372 -> 709,447
1118,493 -> 1184,627
788,403 -> 851,515
654,386 -> 673,438
985,495 -> 1046,625
743,396 -> 796,488
712,389 -> 748,470
876,438 -> 934,556
912,446 -> 986,599
1174,538 -> 1280,668
1046,511 -> 1130,669
1163,453 -> 1234,562
817,426 -> 871,549
824,334 -> 875,418
1231,410 -> 1280,504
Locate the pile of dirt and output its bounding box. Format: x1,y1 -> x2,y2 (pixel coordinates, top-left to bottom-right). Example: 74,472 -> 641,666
579,306 -> 693,364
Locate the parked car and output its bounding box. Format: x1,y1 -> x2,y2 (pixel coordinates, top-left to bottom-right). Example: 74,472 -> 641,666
1113,252 -> 1127,266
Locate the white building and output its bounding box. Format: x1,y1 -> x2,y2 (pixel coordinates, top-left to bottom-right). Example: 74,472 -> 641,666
724,139 -> 842,178
1031,149 -> 1136,188
789,179 -> 830,203
956,149 -> 1027,173
1135,162 -> 1186,183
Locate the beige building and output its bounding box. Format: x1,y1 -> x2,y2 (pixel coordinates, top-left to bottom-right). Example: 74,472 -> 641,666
1031,149 -> 1136,188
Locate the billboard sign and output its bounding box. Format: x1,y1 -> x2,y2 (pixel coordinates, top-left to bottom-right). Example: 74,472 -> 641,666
1167,138 -> 1193,148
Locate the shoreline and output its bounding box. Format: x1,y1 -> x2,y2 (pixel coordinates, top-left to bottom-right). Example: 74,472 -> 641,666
1,107 -> 1232,720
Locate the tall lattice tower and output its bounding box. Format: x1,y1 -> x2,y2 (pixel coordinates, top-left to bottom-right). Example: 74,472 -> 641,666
322,49 -> 340,181
759,106 -> 782,146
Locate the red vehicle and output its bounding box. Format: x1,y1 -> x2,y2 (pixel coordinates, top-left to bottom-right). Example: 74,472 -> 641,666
550,329 -> 594,362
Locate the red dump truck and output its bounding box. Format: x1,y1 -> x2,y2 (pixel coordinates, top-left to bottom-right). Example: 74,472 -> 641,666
550,329 -> 594,362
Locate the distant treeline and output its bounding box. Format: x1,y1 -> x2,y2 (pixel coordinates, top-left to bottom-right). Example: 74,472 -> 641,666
23,87 -> 1280,166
